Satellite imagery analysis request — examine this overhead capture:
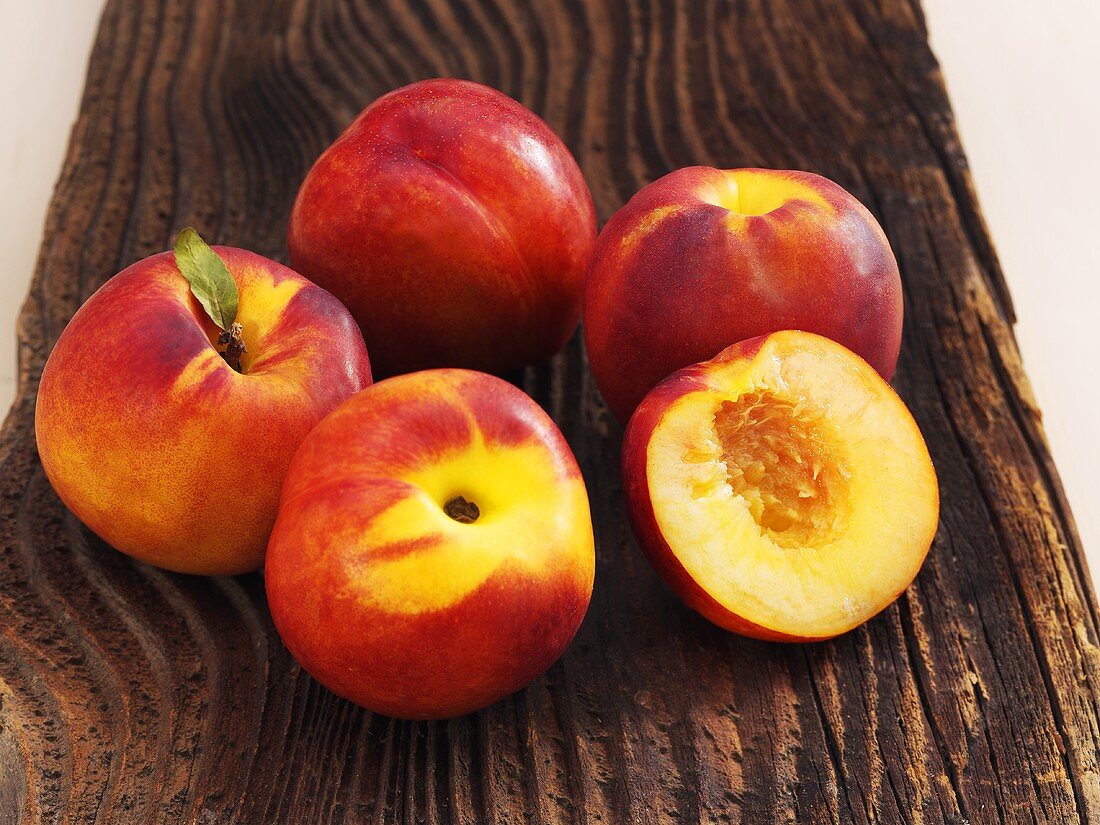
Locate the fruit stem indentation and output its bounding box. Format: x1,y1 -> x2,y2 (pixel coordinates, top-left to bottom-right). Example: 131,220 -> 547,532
217,322 -> 248,373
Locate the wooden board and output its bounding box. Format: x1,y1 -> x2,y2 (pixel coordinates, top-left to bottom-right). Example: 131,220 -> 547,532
2,0 -> 1098,821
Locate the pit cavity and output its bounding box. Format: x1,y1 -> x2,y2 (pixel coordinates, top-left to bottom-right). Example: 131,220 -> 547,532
443,495 -> 480,524
701,173 -> 794,217
713,389 -> 850,548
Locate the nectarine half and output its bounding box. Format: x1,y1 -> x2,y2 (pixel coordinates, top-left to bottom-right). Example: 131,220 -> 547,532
622,331 -> 938,641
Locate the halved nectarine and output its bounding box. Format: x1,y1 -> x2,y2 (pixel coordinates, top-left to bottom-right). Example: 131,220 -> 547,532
622,330 -> 938,641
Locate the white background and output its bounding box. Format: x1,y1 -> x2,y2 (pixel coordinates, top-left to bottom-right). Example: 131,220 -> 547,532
2,1 -> 1097,583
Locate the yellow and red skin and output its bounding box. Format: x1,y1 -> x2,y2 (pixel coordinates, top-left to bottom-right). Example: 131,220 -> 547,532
34,247 -> 371,575
288,78 -> 597,377
265,370 -> 595,719
584,167 -> 903,422
621,335 -> 809,642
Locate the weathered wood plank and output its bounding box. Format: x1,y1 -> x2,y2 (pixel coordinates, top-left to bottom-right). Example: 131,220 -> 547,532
1,0 -> 1097,821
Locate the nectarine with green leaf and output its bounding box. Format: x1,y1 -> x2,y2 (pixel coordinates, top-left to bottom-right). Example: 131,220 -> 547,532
35,230 -> 371,575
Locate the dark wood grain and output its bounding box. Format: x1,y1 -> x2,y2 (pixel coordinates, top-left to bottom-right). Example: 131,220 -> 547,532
2,0 -> 1098,822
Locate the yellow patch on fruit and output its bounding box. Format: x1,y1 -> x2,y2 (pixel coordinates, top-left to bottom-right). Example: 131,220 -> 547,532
235,274 -> 304,370
351,429 -> 590,615
618,205 -> 682,251
170,348 -> 226,396
700,170 -> 833,217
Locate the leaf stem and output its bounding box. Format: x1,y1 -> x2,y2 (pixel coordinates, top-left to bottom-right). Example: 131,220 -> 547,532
217,322 -> 247,373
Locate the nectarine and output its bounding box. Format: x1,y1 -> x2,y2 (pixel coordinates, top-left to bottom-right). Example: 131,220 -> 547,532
584,167 -> 903,421
622,331 -> 938,641
35,239 -> 371,575
289,78 -> 597,376
265,369 -> 595,719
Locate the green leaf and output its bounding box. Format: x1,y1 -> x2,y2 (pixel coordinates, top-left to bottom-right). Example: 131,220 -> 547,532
173,227 -> 239,330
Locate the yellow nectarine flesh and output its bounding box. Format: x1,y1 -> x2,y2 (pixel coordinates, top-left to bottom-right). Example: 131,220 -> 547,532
624,331 -> 938,641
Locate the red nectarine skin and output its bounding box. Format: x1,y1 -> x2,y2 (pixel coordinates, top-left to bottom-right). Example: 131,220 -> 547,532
265,369 -> 595,719
35,248 -> 371,575
288,78 -> 597,376
585,167 -> 903,421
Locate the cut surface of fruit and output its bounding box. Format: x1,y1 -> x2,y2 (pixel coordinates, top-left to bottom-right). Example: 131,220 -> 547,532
712,389 -> 851,547
625,330 -> 938,641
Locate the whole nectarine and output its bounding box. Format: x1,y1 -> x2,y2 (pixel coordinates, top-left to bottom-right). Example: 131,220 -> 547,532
289,78 -> 597,376
585,167 -> 903,421
265,369 -> 595,719
35,236 -> 371,575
